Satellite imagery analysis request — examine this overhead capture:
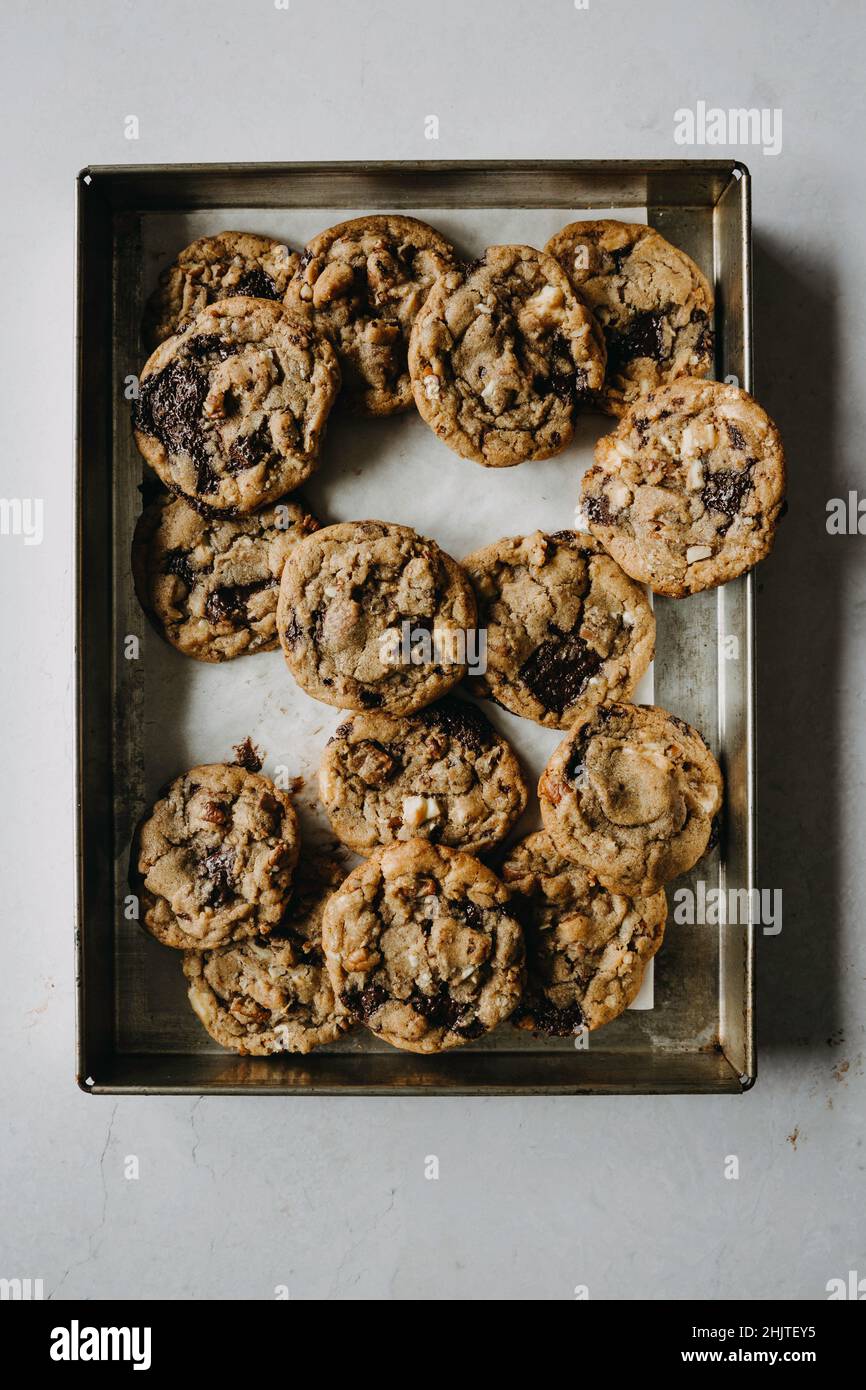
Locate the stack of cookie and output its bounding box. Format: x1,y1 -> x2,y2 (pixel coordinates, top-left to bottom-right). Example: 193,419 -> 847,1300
128,211 -> 782,1059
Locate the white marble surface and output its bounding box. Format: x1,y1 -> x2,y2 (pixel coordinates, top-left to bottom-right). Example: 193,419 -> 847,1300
1,0 -> 864,1300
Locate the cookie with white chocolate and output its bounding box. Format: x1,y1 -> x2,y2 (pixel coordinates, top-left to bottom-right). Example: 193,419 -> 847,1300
580,378 -> 786,597
321,839 -> 525,1053
318,697 -> 528,856
409,245 -> 606,467
285,215 -> 455,415
544,220 -> 714,415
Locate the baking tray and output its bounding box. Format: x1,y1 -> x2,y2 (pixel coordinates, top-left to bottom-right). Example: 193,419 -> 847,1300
75,160 -> 755,1095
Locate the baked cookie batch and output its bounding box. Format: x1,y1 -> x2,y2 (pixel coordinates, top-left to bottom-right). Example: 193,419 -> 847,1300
129,214 -> 784,1057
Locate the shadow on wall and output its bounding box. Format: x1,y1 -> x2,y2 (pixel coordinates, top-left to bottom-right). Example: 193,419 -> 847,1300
752,234 -> 844,1055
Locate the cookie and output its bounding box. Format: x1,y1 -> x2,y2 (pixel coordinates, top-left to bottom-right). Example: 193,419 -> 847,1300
463,530 -> 654,728
579,378 -> 786,597
183,855 -> 351,1055
133,296 -> 340,515
538,702 -> 723,896
409,245 -> 606,467
277,520 -> 477,715
142,232 -> 300,350
286,215 -> 454,415
321,839 -> 525,1053
133,764 -> 300,949
501,831 -> 667,1034
544,219 -> 714,415
131,491 -> 319,662
318,697 -> 528,856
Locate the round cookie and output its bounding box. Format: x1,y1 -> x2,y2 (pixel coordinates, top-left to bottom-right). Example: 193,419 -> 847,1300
580,378 -> 786,597
318,697 -> 528,856
142,231 -> 300,349
132,491 -> 320,661
133,764 -> 300,950
183,855 -> 352,1055
501,831 -> 667,1034
277,520 -> 477,715
321,839 -> 525,1053
462,530 -> 654,728
286,215 -> 454,415
538,702 -> 723,896
409,244 -> 606,467
133,296 -> 341,515
544,219 -> 714,415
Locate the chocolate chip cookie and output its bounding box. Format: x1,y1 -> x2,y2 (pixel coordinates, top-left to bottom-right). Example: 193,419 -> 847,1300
183,854 -> 351,1055
133,764 -> 300,950
142,232 -> 301,350
501,831 -> 667,1034
132,491 -> 320,661
538,702 -> 723,896
463,530 -> 654,728
408,244 -> 606,467
545,220 -> 714,415
286,215 -> 454,415
318,697 -> 528,856
579,378 -> 786,596
277,520 -> 477,715
133,296 -> 341,514
322,839 -> 525,1053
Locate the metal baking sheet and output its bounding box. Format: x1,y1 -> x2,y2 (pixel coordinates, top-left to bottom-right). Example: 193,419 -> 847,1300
75,161 -> 755,1094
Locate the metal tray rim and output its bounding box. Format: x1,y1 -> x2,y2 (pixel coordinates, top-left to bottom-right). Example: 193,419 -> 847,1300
74,158 -> 756,1097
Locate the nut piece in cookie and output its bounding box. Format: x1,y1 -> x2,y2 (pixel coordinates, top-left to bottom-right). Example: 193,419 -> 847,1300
132,491 -> 320,662
277,520 -> 477,716
132,763 -> 300,950
501,830 -> 666,1034
580,378 -> 786,596
322,839 -> 525,1053
142,231 -> 301,350
183,855 -> 352,1055
463,530 -> 654,728
545,219 -> 714,415
285,215 -> 455,415
133,296 -> 341,515
318,696 -> 528,855
409,244 -> 606,468
538,702 -> 723,896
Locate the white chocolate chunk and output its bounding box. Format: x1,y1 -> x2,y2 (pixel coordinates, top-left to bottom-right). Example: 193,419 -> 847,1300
607,480 -> 633,511
687,460 -> 705,491
402,795 -> 441,827
686,544 -> 713,564
681,421 -> 717,457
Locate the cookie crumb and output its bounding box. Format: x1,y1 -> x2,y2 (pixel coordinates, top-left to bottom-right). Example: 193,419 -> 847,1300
233,737 -> 263,772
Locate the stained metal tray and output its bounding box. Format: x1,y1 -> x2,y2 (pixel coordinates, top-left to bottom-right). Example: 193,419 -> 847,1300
75,160 -> 755,1094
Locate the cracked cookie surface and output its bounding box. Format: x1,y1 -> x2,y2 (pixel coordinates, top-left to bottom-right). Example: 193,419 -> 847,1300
322,839 -> 525,1053
463,530 -> 654,728
319,697 -> 528,855
545,220 -> 714,415
580,377 -> 786,596
501,831 -> 666,1033
142,231 -> 300,350
538,702 -> 723,896
183,854 -> 351,1055
286,215 -> 454,415
132,491 -> 320,661
277,520 -> 477,715
133,296 -> 340,514
409,244 -> 606,467
133,764 -> 300,949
